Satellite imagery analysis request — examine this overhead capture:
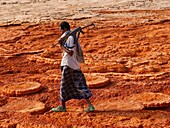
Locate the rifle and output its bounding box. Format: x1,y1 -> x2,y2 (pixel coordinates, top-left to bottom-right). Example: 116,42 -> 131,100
52,23 -> 95,47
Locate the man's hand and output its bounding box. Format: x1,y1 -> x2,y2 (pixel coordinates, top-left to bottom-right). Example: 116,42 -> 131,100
60,45 -> 74,56
68,50 -> 74,56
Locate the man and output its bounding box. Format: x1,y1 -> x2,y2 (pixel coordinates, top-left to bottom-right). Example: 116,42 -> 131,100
51,21 -> 95,112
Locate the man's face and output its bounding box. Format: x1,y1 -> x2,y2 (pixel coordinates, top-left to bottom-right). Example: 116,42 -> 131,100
59,27 -> 67,34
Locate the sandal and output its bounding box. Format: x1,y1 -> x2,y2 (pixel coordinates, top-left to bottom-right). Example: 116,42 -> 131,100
51,106 -> 66,112
84,105 -> 95,112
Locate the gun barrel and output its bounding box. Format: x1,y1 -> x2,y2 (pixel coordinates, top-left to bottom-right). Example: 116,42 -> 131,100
82,23 -> 95,29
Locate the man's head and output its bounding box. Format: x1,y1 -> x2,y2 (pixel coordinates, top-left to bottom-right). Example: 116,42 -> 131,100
59,21 -> 70,33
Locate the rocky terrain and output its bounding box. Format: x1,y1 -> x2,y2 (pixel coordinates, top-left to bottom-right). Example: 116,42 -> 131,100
0,0 -> 170,127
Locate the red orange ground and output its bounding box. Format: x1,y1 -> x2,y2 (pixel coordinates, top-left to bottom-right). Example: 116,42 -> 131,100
0,9 -> 170,127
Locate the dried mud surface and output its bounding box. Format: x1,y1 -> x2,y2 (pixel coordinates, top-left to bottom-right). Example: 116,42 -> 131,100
0,0 -> 170,127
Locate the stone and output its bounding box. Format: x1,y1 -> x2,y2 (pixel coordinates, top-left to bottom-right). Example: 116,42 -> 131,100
27,55 -> 59,65
95,99 -> 144,111
85,73 -> 110,88
0,98 -> 46,114
124,92 -> 170,108
1,82 -> 42,96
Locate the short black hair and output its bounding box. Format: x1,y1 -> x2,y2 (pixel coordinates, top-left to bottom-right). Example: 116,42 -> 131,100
59,21 -> 70,30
